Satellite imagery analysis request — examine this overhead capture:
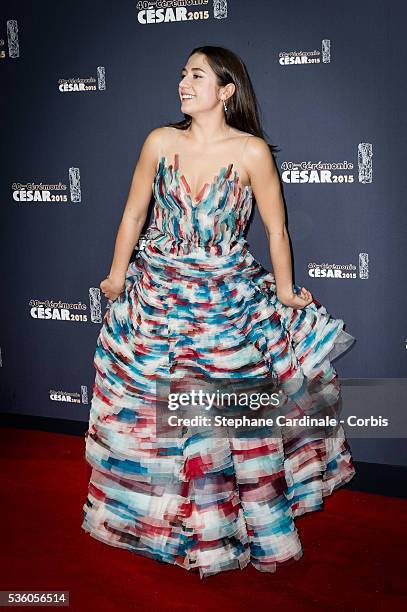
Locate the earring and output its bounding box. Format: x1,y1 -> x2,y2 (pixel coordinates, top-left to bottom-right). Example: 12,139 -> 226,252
222,98 -> 228,113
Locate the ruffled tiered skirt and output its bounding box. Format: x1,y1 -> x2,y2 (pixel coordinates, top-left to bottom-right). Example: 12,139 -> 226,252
81,236 -> 356,578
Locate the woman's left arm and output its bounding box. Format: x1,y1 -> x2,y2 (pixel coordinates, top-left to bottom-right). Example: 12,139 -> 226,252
245,136 -> 313,309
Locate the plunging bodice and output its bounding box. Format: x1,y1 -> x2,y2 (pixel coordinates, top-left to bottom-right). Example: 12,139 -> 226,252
143,153 -> 254,257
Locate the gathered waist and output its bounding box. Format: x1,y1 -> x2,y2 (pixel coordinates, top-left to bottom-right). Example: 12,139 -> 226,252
142,226 -> 249,256
138,227 -> 257,279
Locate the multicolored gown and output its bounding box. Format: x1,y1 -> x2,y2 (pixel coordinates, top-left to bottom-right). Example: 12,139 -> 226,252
81,152 -> 356,578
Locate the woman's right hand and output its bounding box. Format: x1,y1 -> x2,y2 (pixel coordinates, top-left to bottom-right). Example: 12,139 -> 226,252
100,275 -> 125,301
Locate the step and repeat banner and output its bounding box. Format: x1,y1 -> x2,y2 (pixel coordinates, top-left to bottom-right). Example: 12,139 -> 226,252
1,1 -> 406,464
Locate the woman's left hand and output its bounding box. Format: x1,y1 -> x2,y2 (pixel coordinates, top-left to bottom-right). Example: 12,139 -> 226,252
277,286 -> 313,309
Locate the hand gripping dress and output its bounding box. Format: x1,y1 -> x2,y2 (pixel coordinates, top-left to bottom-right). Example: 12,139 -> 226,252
81,150 -> 356,578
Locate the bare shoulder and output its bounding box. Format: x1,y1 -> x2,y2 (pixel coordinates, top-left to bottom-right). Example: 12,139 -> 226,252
152,125 -> 177,139
139,126 -> 176,166
245,135 -> 271,160
230,130 -> 271,160
242,136 -> 277,185
143,126 -> 171,147
146,125 -> 180,151
245,136 -> 275,172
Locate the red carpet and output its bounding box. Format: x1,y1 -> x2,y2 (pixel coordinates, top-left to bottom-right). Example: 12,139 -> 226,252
1,427 -> 406,611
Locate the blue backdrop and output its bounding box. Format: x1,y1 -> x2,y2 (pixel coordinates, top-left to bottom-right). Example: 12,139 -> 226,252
1,0 -> 406,466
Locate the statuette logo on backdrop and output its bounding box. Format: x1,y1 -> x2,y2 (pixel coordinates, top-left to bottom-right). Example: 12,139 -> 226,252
89,288 -> 103,324
136,0 -> 227,25
358,143 -> 372,183
69,168 -> 81,202
58,66 -> 106,92
11,168 -> 82,203
307,253 -> 369,281
0,20 -> 20,59
279,39 -> 330,65
281,143 -> 373,184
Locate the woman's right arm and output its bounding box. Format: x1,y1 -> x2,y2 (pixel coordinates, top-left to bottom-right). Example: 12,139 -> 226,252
101,128 -> 162,300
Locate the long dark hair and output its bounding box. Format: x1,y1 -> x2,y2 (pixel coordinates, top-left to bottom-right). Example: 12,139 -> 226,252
164,45 -> 279,154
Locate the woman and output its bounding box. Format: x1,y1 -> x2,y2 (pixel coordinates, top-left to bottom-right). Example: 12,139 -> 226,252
82,45 -> 356,578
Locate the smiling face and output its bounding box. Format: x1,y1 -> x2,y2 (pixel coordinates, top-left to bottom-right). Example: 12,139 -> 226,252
179,52 -> 226,115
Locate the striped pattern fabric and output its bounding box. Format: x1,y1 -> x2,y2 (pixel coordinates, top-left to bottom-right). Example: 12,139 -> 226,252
81,153 -> 356,578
